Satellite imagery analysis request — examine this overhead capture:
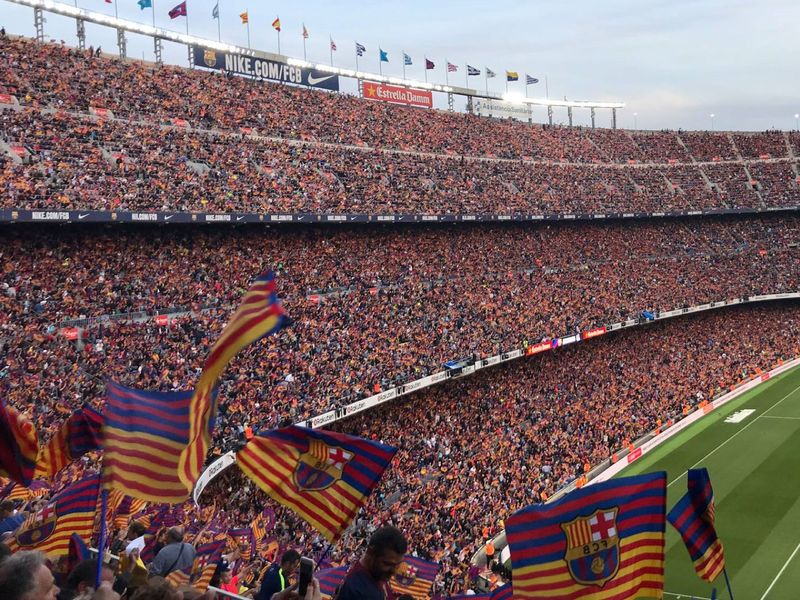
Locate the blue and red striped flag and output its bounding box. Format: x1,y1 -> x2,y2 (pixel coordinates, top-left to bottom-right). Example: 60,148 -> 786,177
390,555 -> 440,600
8,474 -> 100,557
35,406 -> 103,479
179,271 -> 288,492
491,583 -> 512,600
667,468 -> 725,582
0,400 -> 38,486
166,538 -> 227,591
228,527 -> 257,561
506,471 -> 666,599
67,532 -> 91,573
237,426 -> 396,543
103,380 -> 216,503
318,565 -> 349,599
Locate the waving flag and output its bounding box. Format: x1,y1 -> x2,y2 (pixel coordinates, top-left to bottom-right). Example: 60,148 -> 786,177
330,38 -> 337,51
212,2 -> 219,19
491,584 -> 512,600
302,24 -> 309,39
506,71 -> 519,81
318,565 -> 349,599
486,68 -> 496,78
138,0 -> 152,9
251,506 -> 276,543
166,538 -> 227,591
403,53 -> 413,66
35,406 -> 103,479
506,471 -> 666,599
355,42 -> 366,56
447,62 -> 458,72
667,468 -> 725,582
228,527 -> 257,561
526,74 -> 539,85
390,555 -> 439,600
425,58 -> 435,70
178,272 -> 288,493
239,11 -> 249,24
8,474 -> 100,557
168,1 -> 186,19
467,65 -> 481,76
379,48 -> 389,62
272,17 -> 282,32
237,427 -> 397,543
0,400 -> 38,486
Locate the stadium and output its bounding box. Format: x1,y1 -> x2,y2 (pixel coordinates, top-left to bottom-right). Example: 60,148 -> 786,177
0,2 -> 798,600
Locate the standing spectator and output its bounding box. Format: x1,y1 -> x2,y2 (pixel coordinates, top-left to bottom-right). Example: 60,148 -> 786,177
148,528 -> 195,578
0,550 -> 60,600
335,526 -> 407,600
256,550 -> 301,600
0,500 -> 26,535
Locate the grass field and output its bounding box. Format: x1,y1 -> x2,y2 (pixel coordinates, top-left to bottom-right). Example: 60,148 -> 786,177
620,363 -> 800,599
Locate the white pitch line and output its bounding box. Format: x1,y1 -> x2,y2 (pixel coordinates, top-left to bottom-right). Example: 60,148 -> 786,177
758,415 -> 800,420
760,541 -> 800,600
664,592 -> 713,600
667,381 -> 800,488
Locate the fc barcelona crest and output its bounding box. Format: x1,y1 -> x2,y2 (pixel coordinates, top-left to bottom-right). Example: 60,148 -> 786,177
15,504 -> 57,548
203,50 -> 218,68
394,562 -> 418,587
561,507 -> 620,587
292,438 -> 353,492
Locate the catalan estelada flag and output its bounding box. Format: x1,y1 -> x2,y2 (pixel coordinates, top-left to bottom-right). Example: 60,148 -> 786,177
179,271 -> 288,493
318,565 -> 348,599
237,426 -> 396,543
506,471 -> 666,599
390,555 -> 440,600
103,380 -> 214,503
35,406 -> 103,479
0,399 -> 38,485
8,474 -> 100,557
667,468 -> 725,582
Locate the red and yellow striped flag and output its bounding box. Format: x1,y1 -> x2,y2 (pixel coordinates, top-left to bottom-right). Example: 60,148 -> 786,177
35,406 -> 103,479
0,400 -> 38,486
178,272 -> 287,492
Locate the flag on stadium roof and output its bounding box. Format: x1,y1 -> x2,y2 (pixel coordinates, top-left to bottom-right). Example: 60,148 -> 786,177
355,42 -> 366,56
35,405 -> 103,479
403,53 -> 413,66
0,399 -> 38,486
212,2 -> 219,19
318,565 -> 349,599
467,65 -> 481,76
239,11 -> 249,24
302,24 -> 309,39
390,555 -> 439,600
486,68 -> 496,78
447,62 -> 458,72
425,58 -> 435,70
506,71 -> 519,81
272,18 -> 281,32
168,1 -> 186,19
178,271 -> 287,493
506,471 -> 667,599
237,426 -> 397,543
103,380 -> 215,503
526,74 -> 539,85
138,0 -> 152,10
330,37 -> 337,51
7,474 -> 100,557
380,48 -> 389,62
667,468 -> 726,583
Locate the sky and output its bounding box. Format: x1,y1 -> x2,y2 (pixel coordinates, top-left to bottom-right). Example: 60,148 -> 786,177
2,0 -> 799,131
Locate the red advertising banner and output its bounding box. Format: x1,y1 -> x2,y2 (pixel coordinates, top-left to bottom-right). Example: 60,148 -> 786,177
155,314 -> 170,326
581,326 -> 607,340
626,447 -> 642,464
525,340 -> 552,356
362,81 -> 433,108
0,93 -> 15,105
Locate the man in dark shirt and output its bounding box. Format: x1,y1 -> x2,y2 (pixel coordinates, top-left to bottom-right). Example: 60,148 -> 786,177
256,550 -> 301,600
335,526 -> 408,600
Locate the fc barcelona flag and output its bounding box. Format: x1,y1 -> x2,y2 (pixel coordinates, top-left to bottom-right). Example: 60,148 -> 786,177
179,271 -> 288,492
506,472 -> 666,599
8,474 -> 99,557
667,468 -> 725,582
166,539 -> 226,591
0,399 -> 38,486
491,584 -> 512,600
35,406 -> 103,479
390,555 -> 439,600
228,527 -> 257,560
318,565 -> 348,599
237,426 -> 396,543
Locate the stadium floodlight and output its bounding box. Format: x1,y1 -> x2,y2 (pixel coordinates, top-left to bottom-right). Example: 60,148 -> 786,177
710,113 -> 715,131
795,114 -> 799,130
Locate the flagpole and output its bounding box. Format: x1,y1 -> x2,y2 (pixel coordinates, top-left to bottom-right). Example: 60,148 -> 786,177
94,488 -> 109,588
722,568 -> 735,599
402,51 -> 406,80
330,37 -> 333,66
246,14 -> 250,49
485,70 -> 488,94
278,30 -> 281,55
114,0 -> 118,19
302,31 -> 306,60
379,46 -> 382,76
465,64 -> 468,88
445,58 -> 448,86
545,75 -> 549,99
216,7 -> 221,42
424,58 -> 427,83
185,4 -> 189,37
152,0 -> 156,28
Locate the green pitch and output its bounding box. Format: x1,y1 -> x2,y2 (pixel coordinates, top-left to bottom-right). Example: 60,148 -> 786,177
620,363 -> 800,600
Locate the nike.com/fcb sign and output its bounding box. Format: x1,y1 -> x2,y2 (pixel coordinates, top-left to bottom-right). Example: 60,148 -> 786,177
193,46 -> 340,91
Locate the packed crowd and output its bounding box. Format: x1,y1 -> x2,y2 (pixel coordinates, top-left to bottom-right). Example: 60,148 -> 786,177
3,217 -> 800,447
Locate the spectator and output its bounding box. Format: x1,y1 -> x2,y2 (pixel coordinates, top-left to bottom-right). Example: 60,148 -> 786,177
57,559 -> 114,600
256,550 -> 301,600
0,550 -> 60,600
148,528 -> 195,578
335,526 -> 407,600
0,500 -> 25,534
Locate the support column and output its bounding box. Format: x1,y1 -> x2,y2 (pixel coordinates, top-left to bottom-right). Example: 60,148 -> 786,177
612,108 -> 617,130
34,7 -> 44,42
547,105 -> 553,126
567,106 -> 573,127
154,37 -> 163,65
447,93 -> 454,112
590,107 -> 596,129
117,28 -> 127,59
76,18 -> 86,51
466,96 -> 473,114
358,79 -> 363,98
188,44 -> 193,68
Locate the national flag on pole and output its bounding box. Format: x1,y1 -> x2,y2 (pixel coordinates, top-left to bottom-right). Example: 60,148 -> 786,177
379,48 -> 389,62
239,11 -> 249,24
237,426 -> 397,543
7,474 -> 100,557
212,2 -> 219,19
425,58 -> 435,70
103,380 -> 214,503
355,42 -> 366,56
526,74 -> 539,85
138,0 -> 152,10
168,1 -> 186,19
272,18 -> 281,32
178,272 -> 288,493
506,71 -> 519,81
35,406 -> 103,479
467,65 -> 480,76
390,555 -> 439,600
506,471 -> 667,599
447,62 -> 458,72
667,468 -> 725,582
302,24 -> 309,39
0,400 -> 38,486
318,566 -> 349,599
330,38 -> 337,51
486,68 -> 496,78
403,53 -> 412,66
491,584 -> 513,600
